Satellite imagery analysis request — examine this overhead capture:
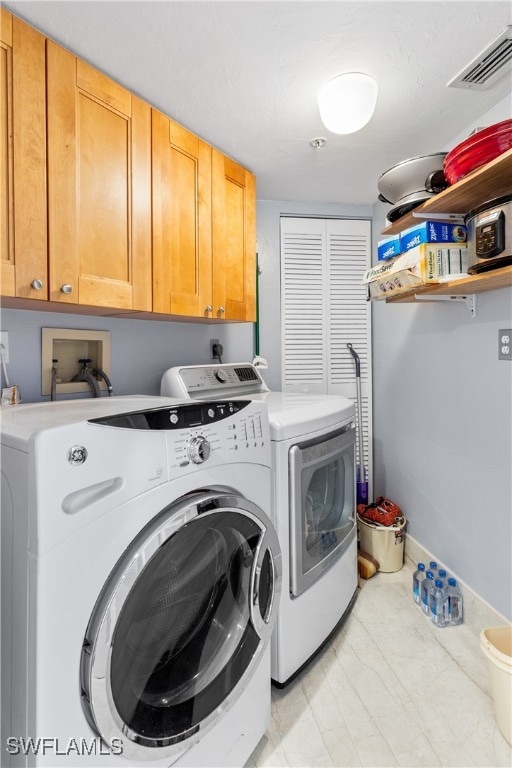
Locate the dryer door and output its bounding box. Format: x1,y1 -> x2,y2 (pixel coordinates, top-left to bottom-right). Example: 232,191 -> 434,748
289,423 -> 356,597
80,491 -> 281,762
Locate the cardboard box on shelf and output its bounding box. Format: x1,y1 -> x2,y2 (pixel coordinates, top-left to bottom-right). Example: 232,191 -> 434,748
377,235 -> 401,261
363,243 -> 469,300
400,220 -> 467,253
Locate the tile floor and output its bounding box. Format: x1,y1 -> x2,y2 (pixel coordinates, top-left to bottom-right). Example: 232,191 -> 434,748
247,563 -> 512,768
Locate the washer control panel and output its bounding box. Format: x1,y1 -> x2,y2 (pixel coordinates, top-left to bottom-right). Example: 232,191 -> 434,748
168,405 -> 266,469
89,400 -> 269,470
89,400 -> 251,430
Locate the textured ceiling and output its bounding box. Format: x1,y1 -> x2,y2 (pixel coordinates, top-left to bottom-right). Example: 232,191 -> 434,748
6,0 -> 512,205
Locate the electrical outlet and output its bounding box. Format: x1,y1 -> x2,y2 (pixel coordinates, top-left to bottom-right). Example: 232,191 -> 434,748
210,338 -> 220,359
0,331 -> 9,363
498,329 -> 512,361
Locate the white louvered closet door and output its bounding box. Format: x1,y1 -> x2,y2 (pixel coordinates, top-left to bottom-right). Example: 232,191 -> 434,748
280,216 -> 372,495
281,217 -> 328,393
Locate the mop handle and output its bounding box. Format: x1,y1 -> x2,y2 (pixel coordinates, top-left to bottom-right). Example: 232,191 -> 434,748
347,343 -> 364,478
355,377 -> 364,476
346,343 -> 360,376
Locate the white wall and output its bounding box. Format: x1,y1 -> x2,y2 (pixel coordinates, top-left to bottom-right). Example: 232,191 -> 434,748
448,94 -> 511,148
372,97 -> 512,620
256,201 -> 373,390
0,308 -> 254,402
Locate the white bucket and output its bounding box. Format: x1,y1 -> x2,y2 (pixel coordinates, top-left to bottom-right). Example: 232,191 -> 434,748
480,625 -> 512,745
356,514 -> 406,573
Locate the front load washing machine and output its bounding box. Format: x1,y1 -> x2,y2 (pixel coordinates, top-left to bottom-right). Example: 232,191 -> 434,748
0,396 -> 281,767
161,365 -> 358,687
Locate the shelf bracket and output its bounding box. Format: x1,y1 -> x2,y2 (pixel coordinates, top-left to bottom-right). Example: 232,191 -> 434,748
414,293 -> 477,317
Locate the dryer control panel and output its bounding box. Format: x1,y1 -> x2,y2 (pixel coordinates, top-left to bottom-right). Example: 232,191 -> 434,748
161,363 -> 269,399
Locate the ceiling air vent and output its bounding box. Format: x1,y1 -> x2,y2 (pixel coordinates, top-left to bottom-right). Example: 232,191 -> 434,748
448,25 -> 512,90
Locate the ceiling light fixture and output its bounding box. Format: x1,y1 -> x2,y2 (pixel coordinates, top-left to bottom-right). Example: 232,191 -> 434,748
318,72 -> 378,134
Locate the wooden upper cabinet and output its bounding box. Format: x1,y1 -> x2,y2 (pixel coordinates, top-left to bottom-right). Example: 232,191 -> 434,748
212,150 -> 256,321
2,10 -> 257,321
47,42 -> 151,310
152,110 -> 212,317
1,10 -> 47,299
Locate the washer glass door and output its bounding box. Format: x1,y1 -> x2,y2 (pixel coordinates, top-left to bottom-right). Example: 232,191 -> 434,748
81,492 -> 280,761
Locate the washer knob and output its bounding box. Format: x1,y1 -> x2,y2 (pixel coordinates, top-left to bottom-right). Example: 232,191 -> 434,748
214,369 -> 228,383
187,436 -> 211,464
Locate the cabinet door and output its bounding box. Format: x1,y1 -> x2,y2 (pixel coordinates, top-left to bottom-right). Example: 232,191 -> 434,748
212,150 -> 256,321
1,11 -> 47,299
152,111 -> 212,317
47,43 -> 151,310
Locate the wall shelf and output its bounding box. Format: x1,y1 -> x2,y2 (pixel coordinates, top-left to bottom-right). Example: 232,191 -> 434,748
381,148 -> 512,236
385,264 -> 512,304
378,148 -> 512,304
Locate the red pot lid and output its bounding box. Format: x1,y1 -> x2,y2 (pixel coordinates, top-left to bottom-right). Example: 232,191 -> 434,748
444,119 -> 512,185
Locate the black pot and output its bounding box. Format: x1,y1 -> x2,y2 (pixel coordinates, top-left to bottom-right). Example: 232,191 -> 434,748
385,193 -> 433,223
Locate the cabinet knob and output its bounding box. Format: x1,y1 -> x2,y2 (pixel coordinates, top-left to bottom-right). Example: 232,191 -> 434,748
60,284 -> 73,294
204,305 -> 213,313
31,279 -> 44,290
217,306 -> 225,315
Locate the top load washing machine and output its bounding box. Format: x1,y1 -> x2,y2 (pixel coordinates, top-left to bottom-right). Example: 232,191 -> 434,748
1,395 -> 281,767
161,364 -> 358,686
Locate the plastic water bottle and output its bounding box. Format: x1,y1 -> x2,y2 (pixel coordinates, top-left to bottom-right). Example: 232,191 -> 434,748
412,563 -> 426,605
429,561 -> 439,577
438,568 -> 447,581
421,570 -> 435,614
430,579 -> 447,627
446,577 -> 463,625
